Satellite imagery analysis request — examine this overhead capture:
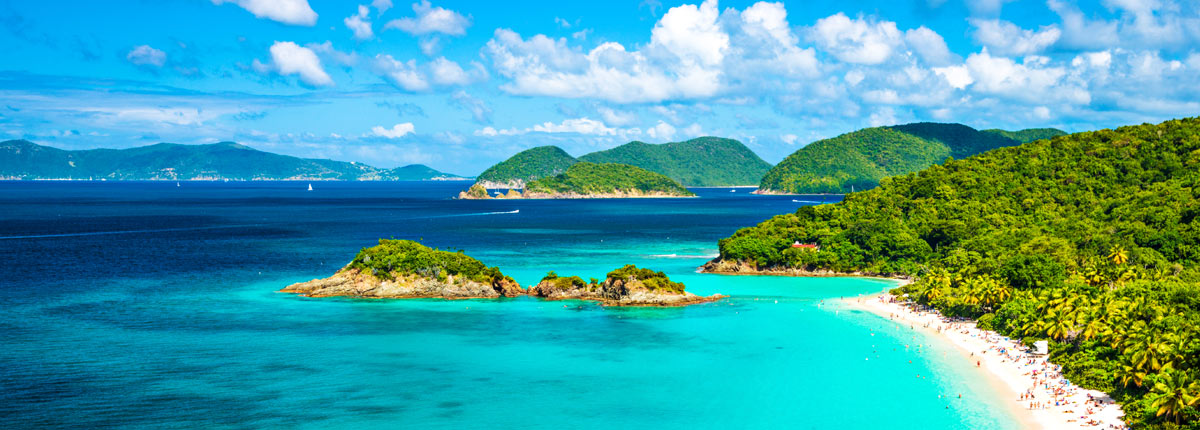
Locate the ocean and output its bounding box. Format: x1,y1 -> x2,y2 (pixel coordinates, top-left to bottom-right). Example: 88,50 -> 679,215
0,181 -> 1018,429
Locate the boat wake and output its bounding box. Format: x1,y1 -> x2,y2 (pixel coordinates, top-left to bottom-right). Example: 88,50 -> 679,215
792,199 -> 824,204
647,253 -> 719,259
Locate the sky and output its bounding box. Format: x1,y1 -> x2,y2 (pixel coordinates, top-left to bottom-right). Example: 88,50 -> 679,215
1,0 -> 1198,175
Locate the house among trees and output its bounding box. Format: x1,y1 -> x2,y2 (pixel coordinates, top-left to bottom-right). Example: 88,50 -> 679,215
791,241 -> 819,251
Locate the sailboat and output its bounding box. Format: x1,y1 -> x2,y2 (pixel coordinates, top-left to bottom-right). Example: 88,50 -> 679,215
307,183 -> 313,191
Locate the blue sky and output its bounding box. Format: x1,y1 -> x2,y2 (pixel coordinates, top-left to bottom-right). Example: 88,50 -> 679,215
1,0 -> 1198,175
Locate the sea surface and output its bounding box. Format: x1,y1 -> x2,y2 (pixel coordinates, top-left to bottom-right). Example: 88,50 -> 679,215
0,181 -> 1019,429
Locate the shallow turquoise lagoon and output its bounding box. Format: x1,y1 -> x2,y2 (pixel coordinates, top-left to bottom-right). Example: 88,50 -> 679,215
0,181 -> 1018,429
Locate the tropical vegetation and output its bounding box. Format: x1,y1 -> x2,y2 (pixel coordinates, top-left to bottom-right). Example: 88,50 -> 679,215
758,123 -> 1061,194
524,162 -> 694,196
607,264 -> 686,293
346,239 -> 512,285
717,117 -> 1200,428
579,137 -> 772,186
474,145 -> 579,187
983,127 -> 1068,143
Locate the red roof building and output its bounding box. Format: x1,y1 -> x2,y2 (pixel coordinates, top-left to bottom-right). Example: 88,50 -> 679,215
791,241 -> 819,250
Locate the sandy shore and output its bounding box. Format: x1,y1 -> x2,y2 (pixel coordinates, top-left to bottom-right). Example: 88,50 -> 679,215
845,292 -> 1127,430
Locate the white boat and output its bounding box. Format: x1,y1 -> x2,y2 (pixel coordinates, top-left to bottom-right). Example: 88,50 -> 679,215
176,182 -> 180,187
307,183 -> 313,191
730,189 -> 736,192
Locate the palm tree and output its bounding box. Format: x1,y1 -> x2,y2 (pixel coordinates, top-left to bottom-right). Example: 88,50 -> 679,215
1118,362 -> 1148,388
1108,244 -> 1129,265
1148,369 -> 1200,424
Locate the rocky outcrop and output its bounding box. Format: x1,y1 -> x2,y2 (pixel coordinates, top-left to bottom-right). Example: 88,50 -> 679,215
281,268 -> 525,299
528,275 -> 724,307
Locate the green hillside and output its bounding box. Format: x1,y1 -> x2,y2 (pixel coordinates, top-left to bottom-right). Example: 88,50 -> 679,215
578,137 -> 771,186
759,122 -> 1025,194
716,117 -> 1200,428
983,127 -> 1068,143
0,140 -> 463,180
474,146 -> 578,188
524,162 -> 694,196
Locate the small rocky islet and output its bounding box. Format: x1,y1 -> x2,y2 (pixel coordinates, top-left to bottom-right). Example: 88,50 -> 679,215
282,239 -> 723,307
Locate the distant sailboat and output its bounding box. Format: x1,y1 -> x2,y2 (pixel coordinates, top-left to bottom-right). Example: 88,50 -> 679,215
730,189 -> 736,193
307,183 -> 313,191
176,182 -> 180,187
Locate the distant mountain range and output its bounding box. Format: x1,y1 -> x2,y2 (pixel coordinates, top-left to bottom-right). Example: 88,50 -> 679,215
757,123 -> 1067,194
0,140 -> 469,181
475,137 -> 772,188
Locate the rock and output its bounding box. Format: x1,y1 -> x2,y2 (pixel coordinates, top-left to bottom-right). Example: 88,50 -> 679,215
281,269 -> 525,299
528,271 -> 724,307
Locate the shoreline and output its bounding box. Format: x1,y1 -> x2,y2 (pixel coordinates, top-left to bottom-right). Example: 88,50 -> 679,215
844,292 -> 1127,430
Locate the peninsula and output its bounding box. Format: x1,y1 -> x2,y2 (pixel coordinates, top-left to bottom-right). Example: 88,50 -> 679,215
707,117 -> 1200,429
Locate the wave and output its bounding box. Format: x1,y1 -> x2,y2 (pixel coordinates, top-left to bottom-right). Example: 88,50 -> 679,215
792,199 -> 824,204
646,253 -> 719,259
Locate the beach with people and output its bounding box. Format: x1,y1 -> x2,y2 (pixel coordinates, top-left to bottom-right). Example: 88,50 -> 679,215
847,292 -> 1128,430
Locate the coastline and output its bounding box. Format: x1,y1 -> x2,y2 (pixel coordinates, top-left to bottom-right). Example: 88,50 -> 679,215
844,291 -> 1127,430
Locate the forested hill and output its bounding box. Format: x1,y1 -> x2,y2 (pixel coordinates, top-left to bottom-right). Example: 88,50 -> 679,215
473,146 -> 579,188
757,123 -> 1063,194
714,117 -> 1200,428
578,137 -> 771,186
524,162 -> 694,197
0,139 -> 468,181
983,128 -> 1068,143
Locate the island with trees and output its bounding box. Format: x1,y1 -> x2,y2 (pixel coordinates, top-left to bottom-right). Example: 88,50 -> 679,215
459,162 -> 695,199
284,240 -> 720,307
529,265 -> 724,306
706,117 -> 1200,429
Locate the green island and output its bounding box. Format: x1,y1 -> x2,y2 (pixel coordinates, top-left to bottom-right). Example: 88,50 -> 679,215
281,239 -> 524,298
469,136 -> 770,191
707,117 -> 1200,428
529,265 -> 721,306
461,162 -> 695,199
757,123 -> 1064,194
982,127 -> 1069,143
284,240 -> 720,307
0,139 -> 468,181
578,137 -> 772,186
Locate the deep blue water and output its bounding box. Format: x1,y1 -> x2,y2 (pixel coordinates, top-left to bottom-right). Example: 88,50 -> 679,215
0,181 -> 1018,429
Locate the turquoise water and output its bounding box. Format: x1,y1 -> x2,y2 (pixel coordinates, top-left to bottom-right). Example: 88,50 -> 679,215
0,182 -> 1017,429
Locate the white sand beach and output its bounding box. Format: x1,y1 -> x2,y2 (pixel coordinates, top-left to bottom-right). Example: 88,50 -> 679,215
846,292 -> 1128,430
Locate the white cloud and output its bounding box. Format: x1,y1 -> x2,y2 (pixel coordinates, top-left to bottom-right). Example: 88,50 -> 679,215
126,45 -> 166,67
474,126 -> 519,137
965,0 -> 1013,15
646,120 -> 676,140
969,19 -> 1061,56
429,57 -> 472,86
384,0 -> 470,36
372,123 -> 415,138
450,90 -> 492,124
932,65 -> 973,89
531,118 -> 616,135
810,13 -> 902,65
373,55 -> 482,91
867,107 -> 898,126
781,133 -> 798,145
956,49 -> 1090,104
371,0 -> 393,14
904,27 -> 954,66
597,107 -> 638,126
212,0 -> 317,26
258,41 -> 333,87
307,41 -> 358,66
345,5 -> 374,40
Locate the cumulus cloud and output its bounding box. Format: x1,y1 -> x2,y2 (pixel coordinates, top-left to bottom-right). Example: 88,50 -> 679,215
254,41 -> 333,87
371,0 -> 393,14
373,55 -> 484,91
212,0 -> 317,26
371,123 -> 415,138
484,0 -> 819,104
126,45 -> 166,67
384,0 -> 470,36
531,118 -> 617,135
345,5 -> 373,40
904,27 -> 955,66
809,13 -> 902,65
969,19 -> 1061,56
